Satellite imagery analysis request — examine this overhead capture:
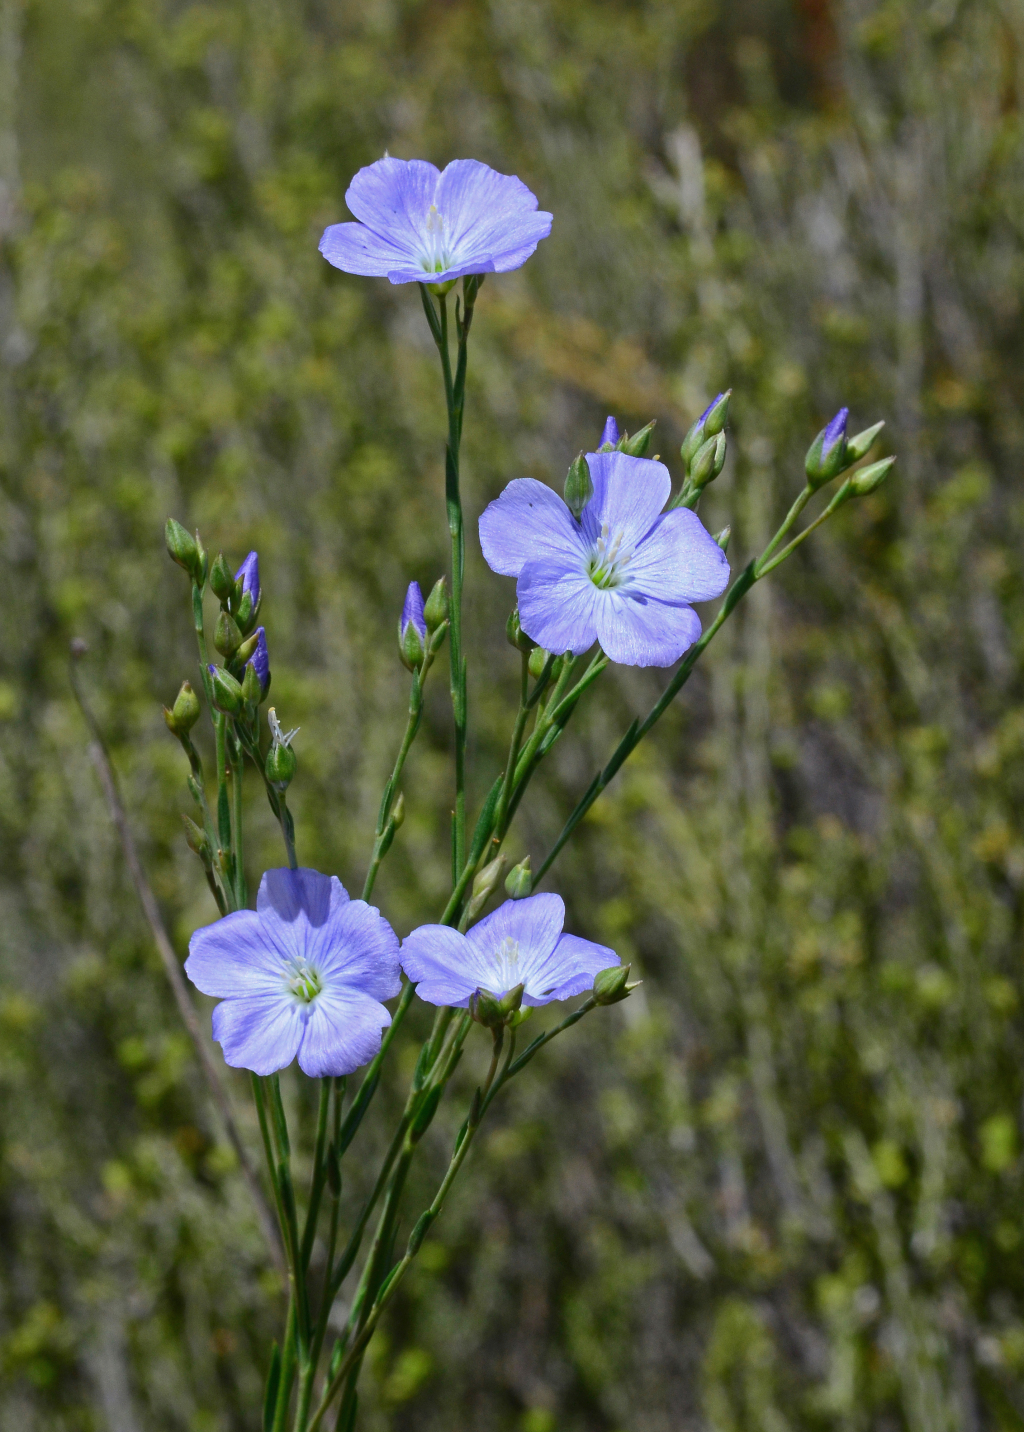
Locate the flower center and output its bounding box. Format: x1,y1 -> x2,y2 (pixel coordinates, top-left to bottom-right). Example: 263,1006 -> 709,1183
420,204 -> 453,274
587,522 -> 633,589
286,960 -> 323,1005
487,936 -> 523,994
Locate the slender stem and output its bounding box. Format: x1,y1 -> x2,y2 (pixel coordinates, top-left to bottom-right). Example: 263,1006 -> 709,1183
362,669 -> 424,902
299,1080 -> 332,1273
230,734 -> 246,909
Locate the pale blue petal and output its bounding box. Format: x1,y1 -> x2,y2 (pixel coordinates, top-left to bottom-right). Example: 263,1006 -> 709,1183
344,157 -> 439,251
211,993 -> 303,1076
296,988 -> 392,1077
467,894 -> 564,966
580,452 -> 671,549
401,581 -> 426,639
533,933 -> 619,1003
478,478 -> 584,578
314,899 -> 401,1003
186,910 -> 285,998
319,222 -> 422,277
400,925 -> 485,1007
256,868 -> 349,963
599,416 -> 619,447
595,590 -> 702,667
435,160 -> 551,272
627,508 -> 730,605
517,557 -> 600,655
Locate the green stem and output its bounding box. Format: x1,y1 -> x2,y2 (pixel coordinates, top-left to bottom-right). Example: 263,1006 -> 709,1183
362,669 -> 424,902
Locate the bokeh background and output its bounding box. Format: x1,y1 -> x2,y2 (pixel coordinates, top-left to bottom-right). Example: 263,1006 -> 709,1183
2,0 -> 1023,1427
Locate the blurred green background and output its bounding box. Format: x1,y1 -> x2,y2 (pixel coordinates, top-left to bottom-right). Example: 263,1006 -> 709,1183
2,0 -> 1024,1427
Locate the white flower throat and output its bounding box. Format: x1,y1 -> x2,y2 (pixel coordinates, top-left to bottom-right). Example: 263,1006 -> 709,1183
587,522 -> 634,590
420,204 -> 453,274
285,959 -> 323,1006
487,936 -> 523,994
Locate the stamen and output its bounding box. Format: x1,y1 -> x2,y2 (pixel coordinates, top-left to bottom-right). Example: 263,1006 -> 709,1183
587,523 -> 634,590
286,961 -> 323,1005
421,204 -> 452,274
488,936 -> 522,993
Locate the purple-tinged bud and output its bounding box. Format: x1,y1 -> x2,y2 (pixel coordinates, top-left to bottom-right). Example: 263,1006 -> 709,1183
681,395 -> 722,469
208,664 -> 243,715
599,416 -> 620,451
235,550 -> 260,606
248,627 -> 270,693
701,390 -> 731,438
805,407 -> 850,488
399,581 -> 426,670
620,420 -> 656,457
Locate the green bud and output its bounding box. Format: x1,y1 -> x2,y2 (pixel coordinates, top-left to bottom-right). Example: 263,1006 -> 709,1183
208,664 -> 244,715
234,631 -> 259,668
702,389 -> 731,438
681,418 -> 707,469
182,814 -> 211,860
849,455 -> 895,497
241,661 -> 263,704
423,577 -> 448,631
469,988 -> 503,1027
620,420 -> 656,457
165,680 -> 201,735
506,609 -> 536,654
210,552 -> 236,603
714,525 -> 731,552
845,420 -> 885,464
564,452 -> 593,519
215,609 -> 244,657
165,518 -> 200,578
235,589 -> 255,633
428,620 -> 448,655
528,646 -> 550,680
399,617 -> 425,671
504,855 -> 532,899
266,740 -> 297,789
465,852 -> 508,922
690,433 -> 725,489
593,963 -> 636,1006
390,791 -> 405,830
498,982 -> 525,1018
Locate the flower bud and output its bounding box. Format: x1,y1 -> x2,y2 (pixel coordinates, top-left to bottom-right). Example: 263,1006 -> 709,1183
504,855 -> 532,899
248,627 -> 270,695
428,621 -> 448,655
241,660 -> 263,704
620,420 -> 656,457
266,740 -> 297,789
681,393 -> 725,469
690,432 -> 726,489
593,963 -> 635,1005
469,988 -> 505,1028
564,453 -> 593,519
210,552 -> 236,603
208,664 -> 243,715
465,853 -> 508,922
235,590 -> 256,633
714,525 -> 731,552
214,609 -> 243,657
845,419 -> 885,464
182,814 -> 211,859
234,550 -> 260,607
423,577 -> 448,632
805,407 -> 849,488
399,582 -> 426,671
701,389 -> 731,438
528,646 -> 550,680
164,680 -> 201,736
598,415 -> 619,451
165,518 -> 200,578
849,455 -> 895,497
390,791 -> 406,830
506,609 -> 536,654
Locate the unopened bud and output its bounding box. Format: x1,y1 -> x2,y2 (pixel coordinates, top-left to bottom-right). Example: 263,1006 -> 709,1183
469,988 -> 504,1027
390,791 -> 405,830
598,415 -> 619,451
593,963 -> 636,1005
620,420 -> 656,457
528,647 -> 550,680
506,609 -> 536,654
214,609 -> 243,657
166,518 -> 200,578
466,853 -> 508,921
505,855 -> 532,899
845,420 -> 885,464
702,390 -> 731,438
399,620 -> 425,671
399,581 -> 426,671
849,455 -> 895,497
423,577 -> 448,632
208,664 -> 243,715
564,453 -> 593,519
241,661 -> 263,704
165,680 -> 201,735
210,552 -> 236,603
428,620 -> 448,655
805,407 -> 849,488
690,432 -> 725,489
182,814 -> 210,859
714,525 -> 731,552
235,590 -> 256,633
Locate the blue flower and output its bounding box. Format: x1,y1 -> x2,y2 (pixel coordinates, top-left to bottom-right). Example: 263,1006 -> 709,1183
599,416 -> 620,449
478,452 -> 730,667
248,626 -> 270,692
235,550 -> 260,605
185,868 -> 401,1077
319,157 -> 553,286
400,893 -> 617,1008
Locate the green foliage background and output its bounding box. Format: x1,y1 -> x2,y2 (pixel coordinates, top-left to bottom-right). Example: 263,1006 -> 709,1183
2,0 -> 1024,1427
